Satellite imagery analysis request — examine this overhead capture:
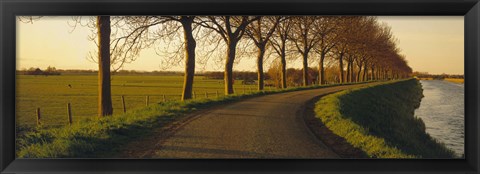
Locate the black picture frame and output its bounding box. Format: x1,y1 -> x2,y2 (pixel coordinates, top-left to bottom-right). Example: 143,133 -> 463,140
1,0 -> 479,173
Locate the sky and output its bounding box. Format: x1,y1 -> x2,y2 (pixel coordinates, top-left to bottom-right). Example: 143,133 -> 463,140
16,16 -> 464,75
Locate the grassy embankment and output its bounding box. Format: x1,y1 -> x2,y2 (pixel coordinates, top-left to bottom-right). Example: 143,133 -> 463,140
16,81 -> 367,158
314,79 -> 455,158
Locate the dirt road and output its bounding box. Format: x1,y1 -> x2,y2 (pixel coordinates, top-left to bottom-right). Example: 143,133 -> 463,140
119,83 -> 371,158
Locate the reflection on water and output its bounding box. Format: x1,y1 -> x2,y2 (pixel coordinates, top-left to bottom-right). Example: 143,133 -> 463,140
415,80 -> 464,157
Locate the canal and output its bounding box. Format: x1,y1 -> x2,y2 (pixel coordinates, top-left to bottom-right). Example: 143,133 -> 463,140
415,80 -> 464,157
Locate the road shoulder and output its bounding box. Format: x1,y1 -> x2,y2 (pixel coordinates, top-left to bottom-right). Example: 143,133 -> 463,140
303,95 -> 367,158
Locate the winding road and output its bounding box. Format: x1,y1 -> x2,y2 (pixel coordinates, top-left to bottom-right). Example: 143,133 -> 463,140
119,83 -> 372,158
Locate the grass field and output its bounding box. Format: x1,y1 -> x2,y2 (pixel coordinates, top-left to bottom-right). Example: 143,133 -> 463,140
416,77 -> 433,80
16,75 -> 262,127
314,79 -> 455,158
444,78 -> 464,84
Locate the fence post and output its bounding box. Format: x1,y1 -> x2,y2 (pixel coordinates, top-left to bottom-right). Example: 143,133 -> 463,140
36,108 -> 41,126
193,91 -> 196,99
216,90 -> 219,98
163,94 -> 166,102
121,95 -> 126,113
146,96 -> 149,106
205,91 -> 208,98
67,103 -> 72,125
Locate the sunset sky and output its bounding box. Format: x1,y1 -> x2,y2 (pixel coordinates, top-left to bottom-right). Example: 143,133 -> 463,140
16,16 -> 464,75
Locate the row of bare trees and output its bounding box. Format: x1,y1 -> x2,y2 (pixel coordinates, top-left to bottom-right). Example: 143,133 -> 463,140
20,16 -> 412,117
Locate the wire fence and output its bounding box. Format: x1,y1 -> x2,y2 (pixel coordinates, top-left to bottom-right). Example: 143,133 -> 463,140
20,86 -> 279,127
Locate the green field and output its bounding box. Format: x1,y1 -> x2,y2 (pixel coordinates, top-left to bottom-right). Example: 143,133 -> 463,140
16,75 -> 262,127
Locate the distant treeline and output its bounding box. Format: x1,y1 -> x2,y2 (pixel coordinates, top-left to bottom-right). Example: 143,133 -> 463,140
17,67 -> 184,76
18,67 -> 61,76
204,67 -> 326,87
203,71 -> 270,80
413,72 -> 464,80
17,66 -> 343,87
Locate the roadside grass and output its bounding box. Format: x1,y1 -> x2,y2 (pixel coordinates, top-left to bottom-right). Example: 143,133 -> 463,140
314,79 -> 455,158
16,81 -> 368,158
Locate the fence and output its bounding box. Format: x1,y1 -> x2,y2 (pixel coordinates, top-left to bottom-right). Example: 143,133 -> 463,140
32,86 -> 278,127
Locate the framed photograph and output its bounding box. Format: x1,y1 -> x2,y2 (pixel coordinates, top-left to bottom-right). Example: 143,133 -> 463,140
1,0 -> 479,173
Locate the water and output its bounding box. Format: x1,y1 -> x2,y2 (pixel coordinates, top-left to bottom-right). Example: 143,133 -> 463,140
415,80 -> 464,157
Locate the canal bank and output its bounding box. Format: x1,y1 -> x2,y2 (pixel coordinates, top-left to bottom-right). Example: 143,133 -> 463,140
313,79 -> 455,158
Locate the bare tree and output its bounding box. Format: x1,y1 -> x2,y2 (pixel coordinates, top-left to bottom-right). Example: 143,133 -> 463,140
158,16 -> 198,100
66,16 -> 161,116
70,17 -> 158,73
270,17 -> 293,89
97,16 -> 113,116
65,16 -> 118,116
197,16 -> 260,94
178,16 -> 197,100
290,16 -> 322,86
313,17 -> 340,85
342,17 -> 376,83
345,53 -> 354,82
101,16 -> 200,101
94,16 -> 163,116
369,23 -> 397,81
331,17 -> 362,83
70,16 -> 165,116
245,16 -> 281,90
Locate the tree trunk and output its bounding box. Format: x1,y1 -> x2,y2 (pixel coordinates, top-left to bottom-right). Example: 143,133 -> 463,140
356,63 -> 363,82
280,55 -> 287,89
319,53 -> 326,85
257,46 -> 266,90
225,40 -> 237,94
302,53 -> 309,86
339,53 -> 344,83
280,43 -> 287,89
97,16 -> 113,117
384,70 -> 388,80
363,63 -> 368,81
382,68 -> 385,80
180,17 -> 196,101
350,61 -> 355,82
371,66 -> 375,80
380,68 -> 383,80
346,60 -> 350,82
376,68 -> 380,80
381,68 -> 385,80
